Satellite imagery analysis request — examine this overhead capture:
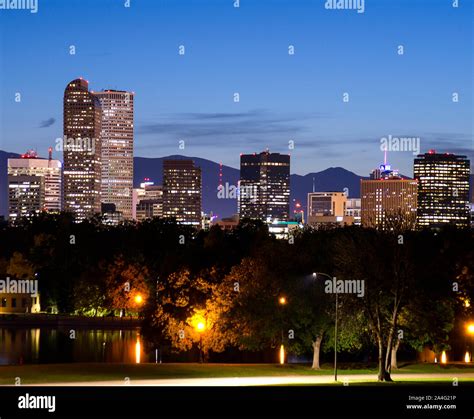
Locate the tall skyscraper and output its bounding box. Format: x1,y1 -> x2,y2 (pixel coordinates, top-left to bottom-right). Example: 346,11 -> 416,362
361,162 -> 417,229
93,90 -> 134,220
239,151 -> 290,222
7,150 -> 62,222
162,160 -> 201,226
414,150 -> 470,229
63,78 -> 102,221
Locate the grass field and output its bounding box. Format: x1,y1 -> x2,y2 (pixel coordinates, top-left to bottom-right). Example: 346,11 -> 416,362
1,362 -> 474,385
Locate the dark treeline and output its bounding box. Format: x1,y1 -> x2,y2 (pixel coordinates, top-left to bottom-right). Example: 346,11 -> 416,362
0,213 -> 473,381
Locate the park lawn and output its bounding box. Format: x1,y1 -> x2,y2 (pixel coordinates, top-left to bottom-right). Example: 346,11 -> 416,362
0,363 -> 361,385
0,363 -> 473,385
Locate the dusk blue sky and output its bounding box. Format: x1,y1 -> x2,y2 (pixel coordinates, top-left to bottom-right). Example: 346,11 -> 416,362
0,0 -> 472,176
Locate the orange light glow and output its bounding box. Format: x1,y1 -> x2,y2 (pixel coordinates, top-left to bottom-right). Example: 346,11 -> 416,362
190,312 -> 207,333
441,351 -> 447,364
197,321 -> 205,332
467,324 -> 474,335
135,336 -> 141,364
464,352 -> 471,363
279,345 -> 285,365
134,295 -> 143,304
279,297 -> 287,305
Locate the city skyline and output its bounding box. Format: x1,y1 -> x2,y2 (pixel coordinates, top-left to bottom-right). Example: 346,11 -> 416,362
3,147 -> 472,223
1,0 -> 472,177
1,1 -> 474,412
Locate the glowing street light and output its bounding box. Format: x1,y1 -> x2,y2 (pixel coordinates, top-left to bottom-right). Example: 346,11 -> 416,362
279,345 -> 285,365
441,351 -> 447,364
197,321 -> 206,332
134,294 -> 143,304
277,297 -> 287,364
194,317 -> 206,363
467,323 -> 474,365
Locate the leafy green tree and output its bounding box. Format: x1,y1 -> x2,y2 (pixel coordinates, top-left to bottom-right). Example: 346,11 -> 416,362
72,266 -> 107,316
223,258 -> 280,351
332,228 -> 416,381
284,276 -> 334,369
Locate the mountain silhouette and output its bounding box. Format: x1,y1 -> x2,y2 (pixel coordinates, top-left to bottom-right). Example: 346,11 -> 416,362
2,151 -> 468,220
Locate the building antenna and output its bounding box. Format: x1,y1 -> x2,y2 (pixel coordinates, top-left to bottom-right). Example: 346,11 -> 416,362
312,176 -> 315,193
384,149 -> 387,166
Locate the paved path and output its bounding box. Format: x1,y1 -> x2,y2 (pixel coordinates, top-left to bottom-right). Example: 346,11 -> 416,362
21,373 -> 474,387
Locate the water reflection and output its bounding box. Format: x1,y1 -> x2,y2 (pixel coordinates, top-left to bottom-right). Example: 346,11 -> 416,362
0,328 -> 143,365
135,334 -> 141,364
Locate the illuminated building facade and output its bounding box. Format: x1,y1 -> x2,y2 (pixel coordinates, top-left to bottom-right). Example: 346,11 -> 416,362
307,192 -> 353,227
346,198 -> 361,226
414,151 -> 470,229
239,151 -> 290,222
135,180 -> 163,221
361,162 -> 417,229
162,160 -> 201,226
63,78 -> 102,221
7,150 -> 62,222
8,175 -> 43,222
93,90 -> 134,220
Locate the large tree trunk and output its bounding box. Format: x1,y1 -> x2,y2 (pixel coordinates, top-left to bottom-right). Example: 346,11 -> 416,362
384,332 -> 394,377
391,339 -> 400,370
377,335 -> 393,382
311,334 -> 323,369
377,335 -> 385,381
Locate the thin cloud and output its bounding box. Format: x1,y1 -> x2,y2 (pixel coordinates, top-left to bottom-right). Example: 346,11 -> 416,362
39,118 -> 56,128
136,110 -> 325,139
421,132 -> 473,156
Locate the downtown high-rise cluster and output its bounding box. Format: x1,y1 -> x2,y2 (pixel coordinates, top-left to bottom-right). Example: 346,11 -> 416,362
308,151 -> 471,231
7,78 -> 203,227
5,78 -> 472,232
63,78 -> 133,222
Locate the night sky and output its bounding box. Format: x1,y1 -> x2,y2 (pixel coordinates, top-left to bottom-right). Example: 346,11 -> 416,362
0,0 -> 472,176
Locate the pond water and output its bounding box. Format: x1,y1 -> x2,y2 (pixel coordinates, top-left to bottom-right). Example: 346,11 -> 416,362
0,328 -> 149,365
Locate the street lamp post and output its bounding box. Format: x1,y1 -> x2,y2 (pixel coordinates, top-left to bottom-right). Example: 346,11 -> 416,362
313,272 -> 338,382
196,321 -> 206,363
199,335 -> 203,363
467,323 -> 474,363
134,294 -> 144,319
278,296 -> 287,364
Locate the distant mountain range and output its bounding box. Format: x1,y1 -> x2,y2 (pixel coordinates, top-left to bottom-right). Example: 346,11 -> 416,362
134,155 -> 368,218
1,151 -> 472,219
